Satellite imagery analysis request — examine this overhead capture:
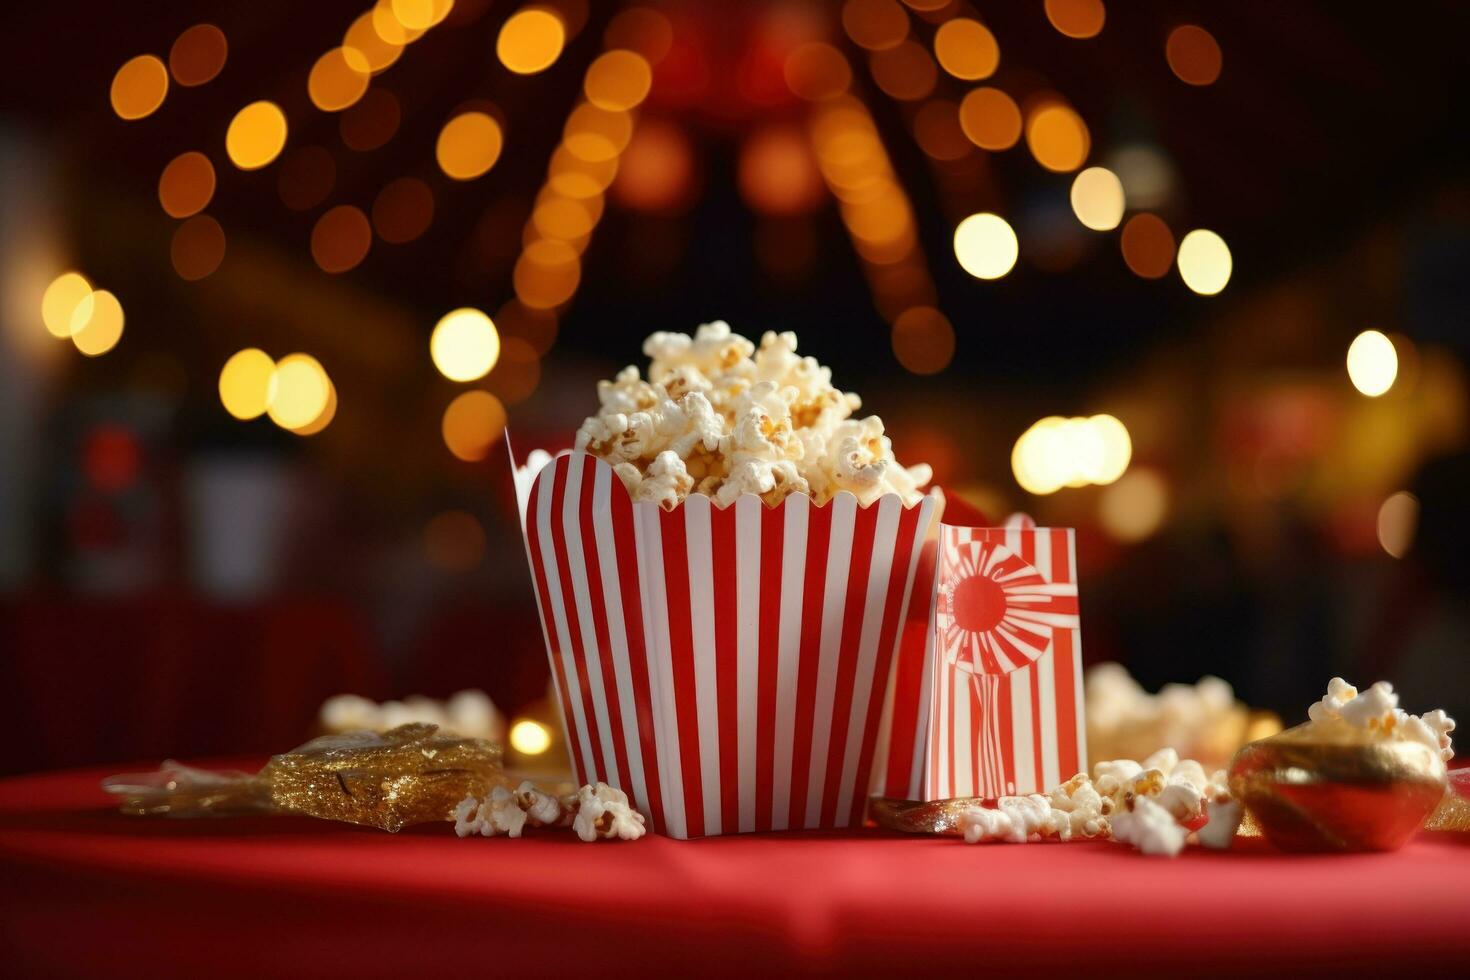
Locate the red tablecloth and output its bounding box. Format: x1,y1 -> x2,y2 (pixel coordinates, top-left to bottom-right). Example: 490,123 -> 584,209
2,764 -> 1467,978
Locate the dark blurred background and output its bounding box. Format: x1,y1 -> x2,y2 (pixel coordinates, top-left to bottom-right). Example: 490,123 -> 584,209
1,0 -> 1467,775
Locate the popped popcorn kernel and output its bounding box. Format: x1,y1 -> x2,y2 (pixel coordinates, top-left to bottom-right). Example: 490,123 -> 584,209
1308,677 -> 1455,762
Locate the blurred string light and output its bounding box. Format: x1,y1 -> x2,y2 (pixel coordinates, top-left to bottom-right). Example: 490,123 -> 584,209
784,42 -> 853,101
613,119 -> 694,211
1044,0 -> 1106,39
584,50 -> 652,110
1026,99 -> 1090,172
738,124 -> 823,215
1069,166 -> 1124,231
1376,491 -> 1418,558
933,19 -> 999,81
442,390 -> 507,461
158,151 -> 216,218
1120,213 -> 1174,278
1346,329 -> 1399,397
41,272 -> 93,339
69,289 -> 126,357
437,111 -> 504,180
1011,414 -> 1131,495
171,214 -> 227,280
509,718 -> 552,754
111,55 -> 169,120
218,348 -> 277,419
953,212 -> 1018,280
1176,228 -> 1231,294
169,24 -> 227,87
311,204 -> 373,273
343,12 -> 404,74
308,48 -> 370,112
226,101 -> 288,170
959,87 -> 1022,150
604,6 -> 673,63
1098,467 -> 1169,542
890,306 -> 955,374
497,7 -> 566,74
842,0 -> 910,51
431,307 -> 500,382
266,353 -> 334,433
1166,25 -> 1222,86
868,40 -> 938,102
911,99 -> 970,161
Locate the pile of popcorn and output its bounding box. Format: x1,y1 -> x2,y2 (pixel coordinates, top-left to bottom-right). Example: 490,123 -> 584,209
956,747 -> 1241,857
1308,677 -> 1455,761
575,322 -> 933,509
454,781 -> 646,843
319,689 -> 504,743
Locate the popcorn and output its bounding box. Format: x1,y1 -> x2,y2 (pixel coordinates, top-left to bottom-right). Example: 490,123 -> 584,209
1111,794 -> 1188,857
453,781 -> 646,842
453,786 -> 528,838
1085,662 -> 1269,768
1197,798 -> 1243,850
575,322 -> 932,510
1307,677 -> 1456,762
572,782 -> 647,842
958,775 -> 1109,844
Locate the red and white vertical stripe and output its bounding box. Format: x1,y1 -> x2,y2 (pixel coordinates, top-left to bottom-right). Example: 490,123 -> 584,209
517,451 -> 936,838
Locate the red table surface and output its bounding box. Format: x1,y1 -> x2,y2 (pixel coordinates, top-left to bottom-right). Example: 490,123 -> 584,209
2,764 -> 1467,978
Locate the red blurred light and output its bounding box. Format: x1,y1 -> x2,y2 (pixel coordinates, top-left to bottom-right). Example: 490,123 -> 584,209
83,425 -> 142,493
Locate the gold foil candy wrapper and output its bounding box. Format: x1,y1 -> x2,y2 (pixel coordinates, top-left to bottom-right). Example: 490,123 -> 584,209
104,724 -> 507,833
1229,719 -> 1447,852
869,796 -> 996,835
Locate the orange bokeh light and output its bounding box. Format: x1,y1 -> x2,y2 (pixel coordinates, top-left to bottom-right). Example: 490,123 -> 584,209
612,118 -> 694,212
1119,212 -> 1175,279
738,125 -> 824,216
171,215 -> 226,280
169,24 -> 227,87
868,41 -> 937,102
1166,25 -> 1222,86
959,87 -> 1022,150
311,205 -> 372,273
158,151 -> 216,218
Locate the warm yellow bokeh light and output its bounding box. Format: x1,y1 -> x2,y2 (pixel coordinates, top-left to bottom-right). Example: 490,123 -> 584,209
308,48 -> 370,112
1176,228 -> 1232,295
343,13 -> 403,74
953,212 -> 1018,280
218,348 -> 276,420
1044,0 -> 1106,39
891,306 -> 955,375
1099,468 -> 1169,543
289,378 -> 338,436
441,390 -> 508,461
1377,491 -> 1418,558
390,0 -> 439,30
373,0 -> 424,45
1069,166 -> 1125,231
514,241 -> 582,309
1026,103 -> 1090,172
784,42 -> 853,102
548,145 -> 619,198
584,49 -> 652,111
1087,414 -> 1132,485
532,196 -> 596,241
41,272 -> 93,339
169,24 -> 228,87
111,55 -> 169,120
841,0 -> 909,51
70,289 -> 125,357
267,354 -> 331,430
1120,212 -> 1176,279
509,719 -> 552,755
1012,414 -> 1131,495
1346,329 -> 1398,397
1166,25 -> 1222,86
563,103 -> 633,162
158,151 -> 216,218
431,308 -> 501,382
933,19 -> 999,80
958,87 -> 1022,150
497,8 -> 566,75
226,101 -> 288,170
1012,417 -> 1068,495
436,111 -> 503,180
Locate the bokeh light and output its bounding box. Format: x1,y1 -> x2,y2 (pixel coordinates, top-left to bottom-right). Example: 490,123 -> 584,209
372,177 -> 434,244
912,100 -> 970,161
158,152 -> 216,218
1044,0 -> 1105,39
218,348 -> 276,420
1120,213 -> 1175,278
340,88 -> 401,151
1176,228 -> 1232,295
69,289 -> 125,357
513,239 -> 581,308
226,101 -> 288,170
548,145 -> 619,198
584,50 -> 652,111
603,7 -> 673,64
289,378 -> 338,436
111,55 -> 169,120
311,205 -> 372,273
842,0 -> 909,51
344,12 -> 404,74
738,125 -> 824,215
1346,329 -> 1399,397
933,19 -> 999,80
1026,102 -> 1090,172
1166,25 -> 1222,86
612,119 -> 694,212
496,300 -> 559,356
891,306 -> 955,374
277,146 -> 336,210
784,43 -> 852,102
170,215 -> 227,280
1069,166 -> 1125,231
442,390 -> 508,461
1012,414 -> 1132,495
1099,468 -> 1169,542
563,103 -> 633,162
953,212 -> 1018,280
169,24 -> 227,87
391,0 -> 452,31
267,354 -> 331,430
509,719 -> 552,755
958,87 -> 1021,150
424,511 -> 487,572
869,41 -> 938,102
42,272 -> 93,339
1108,145 -> 1176,210
436,111 -> 503,180
1377,491 -> 1418,558
497,8 -> 566,74
308,48 -> 370,112
431,308 -> 501,382
532,194 -> 597,240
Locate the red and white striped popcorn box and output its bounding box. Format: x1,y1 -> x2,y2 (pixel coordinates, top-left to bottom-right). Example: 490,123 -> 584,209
872,514 -> 1087,802
512,448 -> 938,838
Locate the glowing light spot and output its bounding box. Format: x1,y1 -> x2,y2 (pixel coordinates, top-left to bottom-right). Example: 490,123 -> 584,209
1026,102 -> 1090,172
738,125 -> 823,215
1347,329 -> 1398,397
1044,0 -> 1105,39
226,101 -> 288,170
1012,417 -> 1069,495
1166,25 -> 1222,86
842,0 -> 909,51
548,145 -> 619,198
158,151 -> 216,218
288,377 -> 337,436
424,510 -> 486,572
563,103 -> 633,163
513,240 -> 581,309
1176,228 -> 1231,295
267,354 -> 331,430
1099,468 -> 1169,542
784,43 -> 852,101
340,88 -> 401,151
69,289 -> 124,357
42,273 -> 93,339
1108,145 -> 1175,210
311,205 -> 372,273
497,8 -> 566,75
111,55 -> 169,120
603,7 -> 673,64
869,40 -> 937,101
277,146 -> 336,210
169,24 -> 227,87
533,195 -> 597,240
1069,166 -> 1124,231
934,19 -> 998,80
1087,414 -> 1132,484
344,12 -> 403,74
436,111 -> 503,179
308,48 -> 370,112
891,306 -> 955,374
441,390 -> 507,461
218,348 -> 276,420
373,0 -> 424,45
584,49 -> 652,111
509,719 -> 552,755
372,177 -> 434,244
391,0 -> 439,30
431,308 -> 500,382
958,87 -> 1021,150
1120,213 -> 1174,279
912,100 -> 970,161
953,212 -> 1018,280
1377,491 -> 1418,558
170,215 -> 226,280
612,118 -> 694,212
1011,414 -> 1132,495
